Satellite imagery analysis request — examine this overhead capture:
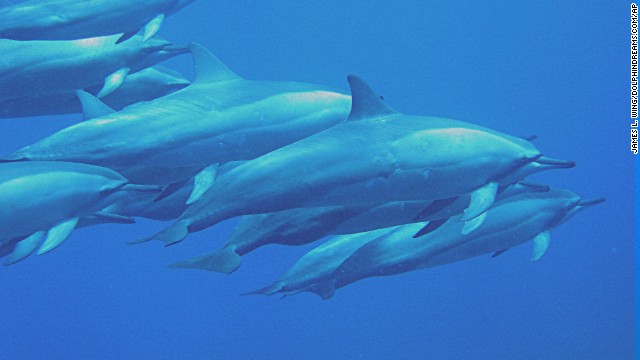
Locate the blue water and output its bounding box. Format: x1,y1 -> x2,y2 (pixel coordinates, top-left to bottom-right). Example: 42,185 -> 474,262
0,1 -> 634,359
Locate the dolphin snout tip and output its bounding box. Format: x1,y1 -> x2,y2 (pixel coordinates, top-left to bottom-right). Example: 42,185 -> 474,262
578,197 -> 606,207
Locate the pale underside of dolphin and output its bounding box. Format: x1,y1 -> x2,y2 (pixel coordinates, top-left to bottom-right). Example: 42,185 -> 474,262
0,0 -> 195,42
251,189 -> 603,299
134,74 -> 543,247
3,44 -> 352,205
0,34 -> 188,102
0,66 -> 190,119
0,161 -> 159,265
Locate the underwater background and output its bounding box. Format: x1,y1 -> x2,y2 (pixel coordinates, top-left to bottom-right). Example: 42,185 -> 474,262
0,1 -> 635,359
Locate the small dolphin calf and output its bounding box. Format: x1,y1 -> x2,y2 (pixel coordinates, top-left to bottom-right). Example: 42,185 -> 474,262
0,34 -> 187,100
4,44 -> 352,196
0,0 -> 195,42
0,67 -> 190,119
138,75 -> 544,246
312,188 -> 603,299
0,161 -> 158,265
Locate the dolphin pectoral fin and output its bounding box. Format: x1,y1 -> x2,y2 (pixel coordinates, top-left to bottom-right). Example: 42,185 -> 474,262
531,231 -> 551,261
142,13 -> 165,41
346,75 -> 397,121
154,179 -> 189,202
36,217 -> 79,255
115,31 -> 137,44
413,197 -> 458,221
186,164 -> 218,205
461,211 -> 487,235
520,134 -> 538,141
189,43 -> 243,84
242,281 -> 285,296
413,219 -> 447,238
3,231 -> 44,265
311,280 -> 337,300
169,246 -> 241,274
76,90 -> 115,120
128,220 -> 189,246
491,248 -> 510,258
97,67 -> 130,98
461,182 -> 499,222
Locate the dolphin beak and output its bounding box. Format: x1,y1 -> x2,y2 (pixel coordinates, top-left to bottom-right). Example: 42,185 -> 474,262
577,197 -> 606,207
534,156 -> 576,169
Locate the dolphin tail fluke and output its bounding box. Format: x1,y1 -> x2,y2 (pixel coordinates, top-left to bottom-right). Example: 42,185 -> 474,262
242,281 -> 285,296
129,220 -> 189,246
168,246 -> 242,274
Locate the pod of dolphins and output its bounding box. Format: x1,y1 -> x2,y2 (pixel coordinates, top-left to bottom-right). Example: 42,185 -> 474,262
0,0 -> 604,300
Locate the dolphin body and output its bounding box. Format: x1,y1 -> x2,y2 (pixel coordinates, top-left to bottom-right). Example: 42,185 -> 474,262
303,189 -> 602,300
249,188 -> 601,299
0,34 -> 188,100
0,0 -> 195,42
167,181 -> 545,274
0,161 -> 158,265
137,75 -> 544,246
3,44 -> 352,198
169,157 -> 573,275
0,67 -> 190,119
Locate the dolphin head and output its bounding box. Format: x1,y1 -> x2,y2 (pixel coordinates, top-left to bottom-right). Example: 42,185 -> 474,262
132,37 -> 189,71
554,196 -> 605,227
537,189 -> 604,229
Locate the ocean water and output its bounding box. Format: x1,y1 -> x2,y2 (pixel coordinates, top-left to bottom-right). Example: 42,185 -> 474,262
0,1 -> 635,359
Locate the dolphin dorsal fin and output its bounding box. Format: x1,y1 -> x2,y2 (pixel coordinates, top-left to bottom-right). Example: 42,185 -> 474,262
76,91 -> 116,120
346,75 -> 396,121
189,43 -> 242,84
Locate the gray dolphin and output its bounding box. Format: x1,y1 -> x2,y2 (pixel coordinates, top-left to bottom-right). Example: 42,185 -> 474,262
0,67 -> 190,119
0,0 -> 195,42
3,44 -> 352,200
169,157 -> 572,275
0,161 -> 159,265
137,75 -> 544,246
0,34 -> 188,100
312,189 -> 602,299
